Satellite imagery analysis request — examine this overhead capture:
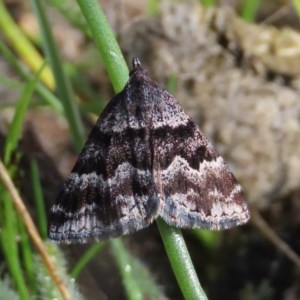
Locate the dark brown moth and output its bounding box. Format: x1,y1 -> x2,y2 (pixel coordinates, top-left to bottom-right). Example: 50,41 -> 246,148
48,58 -> 249,243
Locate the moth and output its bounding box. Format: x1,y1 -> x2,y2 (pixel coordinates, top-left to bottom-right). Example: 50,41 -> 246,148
48,58 -> 249,243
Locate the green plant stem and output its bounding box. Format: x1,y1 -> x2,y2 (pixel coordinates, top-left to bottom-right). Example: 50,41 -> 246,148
30,159 -> 47,239
200,0 -> 216,7
111,239 -> 143,300
76,0 -> 129,92
146,0 -> 159,16
293,0 -> 300,20
241,0 -> 260,22
157,218 -> 208,300
19,220 -> 35,292
70,242 -> 104,279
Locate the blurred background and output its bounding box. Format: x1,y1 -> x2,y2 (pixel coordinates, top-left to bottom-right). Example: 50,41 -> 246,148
0,0 -> 300,299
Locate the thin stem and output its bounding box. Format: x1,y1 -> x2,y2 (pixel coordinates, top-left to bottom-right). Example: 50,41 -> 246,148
157,218 -> 208,300
77,0 -> 129,92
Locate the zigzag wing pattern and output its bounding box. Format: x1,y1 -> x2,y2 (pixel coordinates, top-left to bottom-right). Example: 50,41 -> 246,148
48,59 -> 249,243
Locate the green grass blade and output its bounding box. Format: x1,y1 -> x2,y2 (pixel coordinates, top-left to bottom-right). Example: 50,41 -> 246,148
166,74 -> 177,94
0,75 -> 24,91
0,0 -> 54,88
1,64 -> 43,300
240,0 -> 260,22
0,39 -> 64,115
292,0 -> 300,21
111,239 -> 144,300
111,239 -> 164,300
1,58 -> 44,300
146,0 -> 159,16
192,229 -> 221,250
70,242 -> 104,279
0,190 -> 30,300
200,0 -> 216,7
30,159 -> 48,239
31,0 -> 85,152
18,219 -> 35,292
49,0 -> 91,38
4,63 -> 45,164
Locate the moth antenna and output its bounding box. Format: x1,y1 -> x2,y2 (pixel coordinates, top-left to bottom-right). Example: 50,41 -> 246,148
132,57 -> 141,69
